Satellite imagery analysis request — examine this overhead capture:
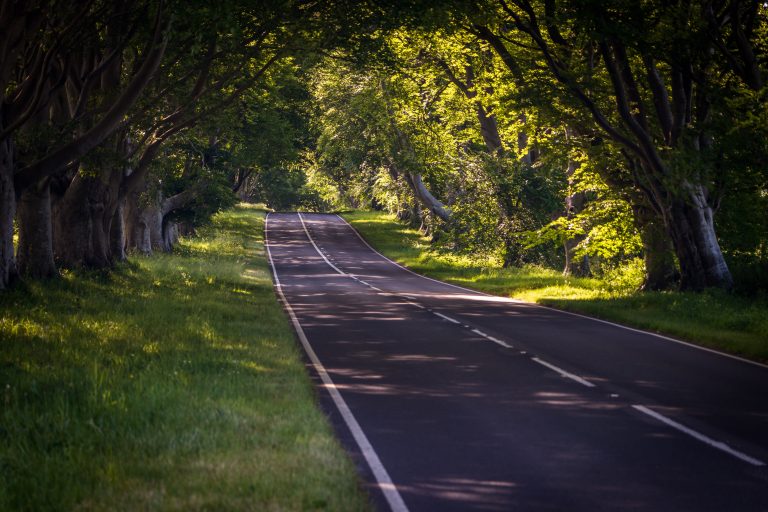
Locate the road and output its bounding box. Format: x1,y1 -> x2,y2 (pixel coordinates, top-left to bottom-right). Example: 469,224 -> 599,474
265,212 -> 768,512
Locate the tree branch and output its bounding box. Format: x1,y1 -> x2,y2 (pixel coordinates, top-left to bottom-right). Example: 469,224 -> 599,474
600,40 -> 667,176
14,6 -> 169,192
642,54 -> 673,145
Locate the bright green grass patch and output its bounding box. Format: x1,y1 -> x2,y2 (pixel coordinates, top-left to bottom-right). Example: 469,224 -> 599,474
342,210 -> 768,363
0,204 -> 370,512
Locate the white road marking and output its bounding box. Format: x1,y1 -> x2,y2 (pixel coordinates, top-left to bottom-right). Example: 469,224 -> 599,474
433,312 -> 461,324
471,328 -> 513,349
531,358 -> 596,388
334,215 -> 768,371
336,213 -> 484,296
281,213 -> 768,479
632,405 -> 766,467
303,214 -> 519,352
265,214 -> 410,512
298,213 -> 345,275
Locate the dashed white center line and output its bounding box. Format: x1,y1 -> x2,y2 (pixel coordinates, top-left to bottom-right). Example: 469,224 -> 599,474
531,357 -> 596,388
631,405 -> 766,467
433,311 -> 461,324
470,328 -> 513,349
286,213 -> 768,479
298,213 -> 344,275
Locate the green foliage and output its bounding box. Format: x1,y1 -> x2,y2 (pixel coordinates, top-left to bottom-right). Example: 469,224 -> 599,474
250,164 -> 330,212
527,198 -> 642,262
0,206 -> 370,511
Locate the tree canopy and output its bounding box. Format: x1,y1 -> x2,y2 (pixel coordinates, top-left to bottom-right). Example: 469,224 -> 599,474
1,0 -> 766,293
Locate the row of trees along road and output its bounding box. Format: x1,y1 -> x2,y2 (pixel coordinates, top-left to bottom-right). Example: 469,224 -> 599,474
2,1 -> 767,294
307,0 -> 768,292
0,0 -> 361,289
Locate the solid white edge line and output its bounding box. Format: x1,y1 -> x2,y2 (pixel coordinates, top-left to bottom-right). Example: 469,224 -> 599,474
265,213 -> 410,512
298,212 -> 345,275
335,213 -> 486,296
631,405 -> 766,467
334,214 -> 768,372
283,213 -> 768,474
531,357 -> 596,388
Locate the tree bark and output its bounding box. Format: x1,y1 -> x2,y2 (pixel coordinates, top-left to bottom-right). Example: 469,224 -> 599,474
53,164 -> 122,268
0,134 -> 18,289
476,104 -> 503,154
403,171 -> 451,223
16,179 -> 57,278
124,190 -> 152,255
144,197 -> 163,253
634,205 -> 678,291
126,187 -> 197,255
110,198 -> 127,262
666,183 -> 733,290
162,220 -> 179,252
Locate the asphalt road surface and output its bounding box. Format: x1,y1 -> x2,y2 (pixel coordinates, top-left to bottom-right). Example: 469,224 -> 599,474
265,212 -> 768,512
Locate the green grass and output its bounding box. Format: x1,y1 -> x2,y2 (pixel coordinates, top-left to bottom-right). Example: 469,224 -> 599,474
342,210 -> 768,363
0,204 -> 371,512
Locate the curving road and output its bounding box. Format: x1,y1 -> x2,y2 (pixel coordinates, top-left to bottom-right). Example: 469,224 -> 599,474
265,212 -> 768,512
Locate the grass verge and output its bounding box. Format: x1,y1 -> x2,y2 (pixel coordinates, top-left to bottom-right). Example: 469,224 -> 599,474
0,204 -> 370,512
342,210 -> 768,363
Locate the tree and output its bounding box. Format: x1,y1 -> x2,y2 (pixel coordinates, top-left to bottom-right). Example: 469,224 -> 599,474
467,0 -> 768,290
1,1 -> 168,286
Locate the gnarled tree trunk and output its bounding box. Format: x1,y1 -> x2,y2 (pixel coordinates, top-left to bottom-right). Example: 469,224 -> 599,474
403,172 -> 451,223
53,165 -> 122,268
666,183 -> 732,290
17,179 -> 57,278
125,187 -> 198,255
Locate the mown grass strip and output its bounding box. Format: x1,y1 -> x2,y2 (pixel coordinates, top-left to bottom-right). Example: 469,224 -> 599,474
342,210 -> 768,363
0,204 -> 371,512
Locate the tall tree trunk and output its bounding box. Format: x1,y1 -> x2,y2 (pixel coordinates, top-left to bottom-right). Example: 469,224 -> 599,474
666,183 -> 732,290
476,104 -> 503,154
16,179 -> 57,278
563,189 -> 590,277
562,133 -> 590,277
0,134 -> 18,289
402,171 -> 451,223
633,204 -> 678,291
162,220 -> 179,252
124,187 -> 153,255
143,196 -> 163,254
156,187 -> 197,252
53,166 -> 121,268
110,198 -> 127,262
